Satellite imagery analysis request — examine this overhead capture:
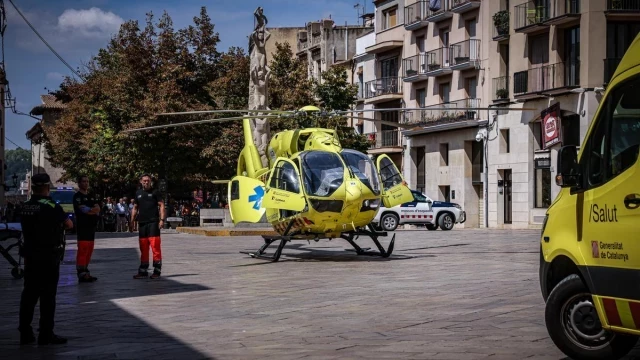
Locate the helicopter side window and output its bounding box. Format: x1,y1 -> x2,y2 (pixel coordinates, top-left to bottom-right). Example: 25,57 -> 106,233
302,151 -> 345,197
340,150 -> 381,195
269,161 -> 300,193
379,156 -> 403,189
412,191 -> 428,203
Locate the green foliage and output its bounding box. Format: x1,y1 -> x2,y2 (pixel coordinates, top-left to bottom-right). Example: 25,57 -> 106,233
44,7 -> 247,194
493,10 -> 509,34
267,44 -> 369,152
313,65 -> 358,111
43,14 -> 370,194
4,148 -> 31,184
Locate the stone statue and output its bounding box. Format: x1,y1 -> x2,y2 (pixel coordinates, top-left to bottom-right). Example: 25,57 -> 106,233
249,7 -> 271,168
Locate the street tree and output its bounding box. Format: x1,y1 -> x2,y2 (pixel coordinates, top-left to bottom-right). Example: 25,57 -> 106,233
44,8 -> 243,195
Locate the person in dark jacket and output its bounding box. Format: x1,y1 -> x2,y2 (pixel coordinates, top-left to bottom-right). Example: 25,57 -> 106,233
18,173 -> 73,345
130,174 -> 165,279
73,175 -> 101,283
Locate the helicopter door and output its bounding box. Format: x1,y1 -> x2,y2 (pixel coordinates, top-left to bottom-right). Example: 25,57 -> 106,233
262,158 -> 306,211
228,176 -> 267,224
376,154 -> 414,208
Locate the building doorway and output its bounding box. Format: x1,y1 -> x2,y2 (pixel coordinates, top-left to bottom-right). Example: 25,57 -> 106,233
503,169 -> 512,224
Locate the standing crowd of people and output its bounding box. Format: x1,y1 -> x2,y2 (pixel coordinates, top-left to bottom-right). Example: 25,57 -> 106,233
17,173 -> 165,345
100,197 -> 138,233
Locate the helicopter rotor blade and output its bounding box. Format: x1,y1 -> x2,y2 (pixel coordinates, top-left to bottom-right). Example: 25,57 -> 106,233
121,114 -> 282,133
156,109 -> 292,116
340,116 -> 415,129
334,106 -> 538,114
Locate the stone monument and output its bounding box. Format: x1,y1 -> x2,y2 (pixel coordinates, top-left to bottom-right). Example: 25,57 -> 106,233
249,7 -> 271,168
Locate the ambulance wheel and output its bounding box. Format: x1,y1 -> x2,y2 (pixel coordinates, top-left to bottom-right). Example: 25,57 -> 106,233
426,224 -> 438,231
438,213 -> 454,231
380,213 -> 399,232
545,274 -> 638,360
11,267 -> 24,279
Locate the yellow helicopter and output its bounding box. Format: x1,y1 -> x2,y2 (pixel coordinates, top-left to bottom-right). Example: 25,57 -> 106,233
123,105 -> 527,261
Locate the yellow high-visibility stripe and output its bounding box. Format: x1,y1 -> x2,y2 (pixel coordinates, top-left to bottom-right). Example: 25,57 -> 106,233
615,300 -> 637,330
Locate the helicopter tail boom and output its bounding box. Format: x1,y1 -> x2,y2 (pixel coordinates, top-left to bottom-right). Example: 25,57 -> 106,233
237,118 -> 268,179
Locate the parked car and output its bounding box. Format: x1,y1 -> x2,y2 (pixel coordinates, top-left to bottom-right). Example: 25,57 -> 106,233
372,190 -> 466,231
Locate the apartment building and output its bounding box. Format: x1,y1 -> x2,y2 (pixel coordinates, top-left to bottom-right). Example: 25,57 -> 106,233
353,24 -> 377,141
295,19 -> 372,84
354,0 -> 408,171
354,0 -> 639,229
474,0 -> 640,229
395,0 -> 488,228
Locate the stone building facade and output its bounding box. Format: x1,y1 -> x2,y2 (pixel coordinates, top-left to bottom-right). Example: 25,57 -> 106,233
295,19 -> 373,84
354,0 -> 640,228
28,95 -> 76,189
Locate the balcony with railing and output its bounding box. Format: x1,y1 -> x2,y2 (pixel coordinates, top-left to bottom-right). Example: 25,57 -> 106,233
366,130 -> 402,150
364,77 -> 403,104
426,0 -> 454,23
405,1 -> 430,31
297,40 -> 309,53
544,0 -> 580,26
492,10 -> 509,42
492,76 -> 510,103
422,47 -> 452,77
401,98 -> 482,127
311,34 -> 322,48
450,39 -> 481,71
513,61 -> 580,99
402,53 -> 429,82
606,0 -> 640,16
514,1 -> 550,33
451,0 -> 481,14
604,58 -> 622,85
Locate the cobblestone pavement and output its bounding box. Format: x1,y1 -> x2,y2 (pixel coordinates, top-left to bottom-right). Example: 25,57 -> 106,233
1,229 -> 639,360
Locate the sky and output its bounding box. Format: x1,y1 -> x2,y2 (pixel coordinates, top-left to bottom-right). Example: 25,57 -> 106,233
4,0 -> 370,150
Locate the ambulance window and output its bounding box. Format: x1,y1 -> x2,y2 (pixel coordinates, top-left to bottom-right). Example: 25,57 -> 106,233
585,111 -> 608,187
583,74 -> 640,188
610,78 -> 640,177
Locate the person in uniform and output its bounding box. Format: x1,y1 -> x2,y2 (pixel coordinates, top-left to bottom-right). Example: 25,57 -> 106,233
130,174 -> 165,279
73,175 -> 101,283
18,173 -> 73,345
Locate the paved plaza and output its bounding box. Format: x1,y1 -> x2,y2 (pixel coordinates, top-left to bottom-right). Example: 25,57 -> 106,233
1,228 -> 639,359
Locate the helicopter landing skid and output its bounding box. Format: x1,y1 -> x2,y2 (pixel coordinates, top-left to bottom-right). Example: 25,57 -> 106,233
341,224 -> 395,258
240,235 -> 291,262
240,220 -> 296,262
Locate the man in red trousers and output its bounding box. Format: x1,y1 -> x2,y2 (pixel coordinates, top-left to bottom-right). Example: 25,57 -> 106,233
73,175 -> 101,283
131,174 -> 165,279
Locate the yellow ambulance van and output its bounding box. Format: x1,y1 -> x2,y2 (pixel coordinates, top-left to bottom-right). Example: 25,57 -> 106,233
540,33 -> 640,360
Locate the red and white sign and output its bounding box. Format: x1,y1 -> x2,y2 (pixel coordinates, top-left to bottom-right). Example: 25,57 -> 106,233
542,103 -> 562,149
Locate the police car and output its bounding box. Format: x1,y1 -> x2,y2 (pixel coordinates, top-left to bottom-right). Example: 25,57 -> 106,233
372,190 -> 466,231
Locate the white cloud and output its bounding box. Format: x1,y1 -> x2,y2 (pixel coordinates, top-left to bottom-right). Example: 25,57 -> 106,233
57,7 -> 124,39
46,72 -> 65,81
11,6 -> 124,56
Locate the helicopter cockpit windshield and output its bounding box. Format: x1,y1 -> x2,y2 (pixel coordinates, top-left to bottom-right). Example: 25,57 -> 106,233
301,151 -> 344,197
340,149 -> 380,195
